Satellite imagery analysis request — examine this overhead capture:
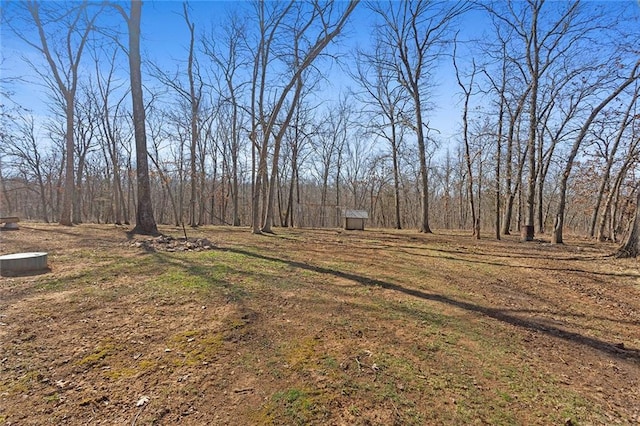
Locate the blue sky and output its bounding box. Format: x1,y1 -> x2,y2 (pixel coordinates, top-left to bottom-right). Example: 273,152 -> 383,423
2,1 -> 472,145
3,1 -> 637,150
135,1 -> 478,142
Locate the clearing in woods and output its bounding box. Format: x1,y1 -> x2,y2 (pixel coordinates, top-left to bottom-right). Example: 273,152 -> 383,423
0,223 -> 639,425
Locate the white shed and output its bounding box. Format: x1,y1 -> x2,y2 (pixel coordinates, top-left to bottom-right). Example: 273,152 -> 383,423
343,209 -> 369,230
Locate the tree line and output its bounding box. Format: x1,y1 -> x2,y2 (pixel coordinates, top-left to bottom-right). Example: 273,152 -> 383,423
1,1 -> 639,252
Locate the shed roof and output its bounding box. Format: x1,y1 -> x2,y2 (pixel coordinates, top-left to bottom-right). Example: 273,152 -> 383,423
344,209 -> 369,219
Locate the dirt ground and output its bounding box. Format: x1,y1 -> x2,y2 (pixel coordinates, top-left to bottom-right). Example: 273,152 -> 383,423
1,223 -> 639,425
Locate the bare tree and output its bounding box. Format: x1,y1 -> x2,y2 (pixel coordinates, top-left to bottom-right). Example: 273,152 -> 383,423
261,44 -> 303,233
479,16 -> 531,236
530,58 -> 600,234
6,1 -> 100,225
73,85 -> 100,223
616,186 -> 640,258
113,1 -> 158,235
485,0 -> 608,240
248,0 -> 293,233
202,12 -> 248,226
279,100 -> 315,227
146,106 -> 182,226
249,0 -> 359,234
353,38 -> 409,229
150,3 -> 203,227
3,114 -> 51,222
311,108 -> 345,227
344,133 -> 374,211
481,47 -> 508,240
370,0 -> 470,233
0,85 -> 20,216
453,40 -> 479,238
588,83 -> 640,238
330,96 -> 353,226
598,116 -> 640,242
90,47 -> 131,225
552,60 -> 640,244
183,3 -> 202,227
106,0 -> 158,235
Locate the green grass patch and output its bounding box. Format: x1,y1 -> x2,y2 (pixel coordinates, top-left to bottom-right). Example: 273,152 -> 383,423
76,340 -> 116,367
283,337 -> 319,370
259,388 -> 325,425
1,370 -> 44,395
104,367 -> 138,380
168,329 -> 224,366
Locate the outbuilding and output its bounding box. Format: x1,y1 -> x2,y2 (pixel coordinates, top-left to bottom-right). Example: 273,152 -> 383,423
343,209 -> 368,230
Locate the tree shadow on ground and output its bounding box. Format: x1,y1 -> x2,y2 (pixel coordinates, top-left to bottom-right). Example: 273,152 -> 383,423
369,230 -> 630,266
397,247 -> 640,279
12,224 -> 128,247
223,246 -> 640,363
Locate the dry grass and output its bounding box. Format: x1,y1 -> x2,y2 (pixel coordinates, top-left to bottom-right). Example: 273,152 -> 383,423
1,223 -> 639,425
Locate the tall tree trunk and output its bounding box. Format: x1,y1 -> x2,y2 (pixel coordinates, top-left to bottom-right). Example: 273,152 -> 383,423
0,160 -> 13,215
501,126 -> 514,235
73,149 -> 87,224
415,94 -> 432,233
124,1 -> 158,235
598,158 -> 632,241
285,150 -> 297,227
60,97 -> 74,226
391,123 -> 402,229
36,171 -> 49,223
535,171 -> 545,234
499,88 -> 529,236
251,130 -> 267,233
616,189 -> 640,258
261,77 -> 303,233
231,105 -> 240,226
525,77 -> 538,235
503,139 -> 528,236
495,100 -> 504,240
523,4 -> 540,239
454,48 -> 476,237
184,4 -> 200,227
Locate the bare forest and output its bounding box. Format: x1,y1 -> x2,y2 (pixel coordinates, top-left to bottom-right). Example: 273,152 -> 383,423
3,2 -> 640,424
2,0 -> 640,248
